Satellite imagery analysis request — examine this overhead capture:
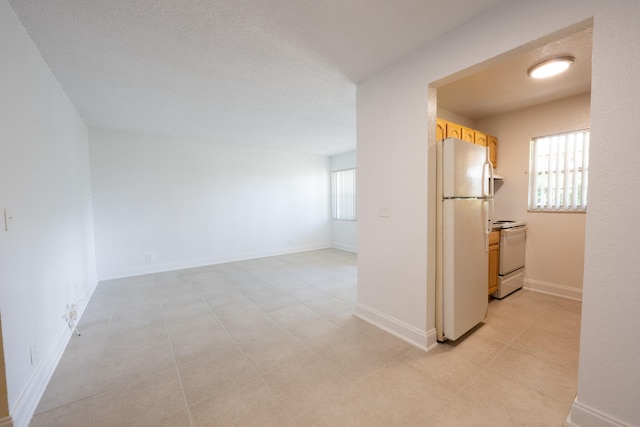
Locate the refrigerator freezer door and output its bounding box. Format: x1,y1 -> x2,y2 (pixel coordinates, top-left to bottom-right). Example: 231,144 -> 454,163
442,198 -> 489,340
442,138 -> 489,198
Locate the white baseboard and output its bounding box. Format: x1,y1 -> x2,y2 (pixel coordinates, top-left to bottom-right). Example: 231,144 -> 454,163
524,279 -> 582,301
10,328 -> 67,427
330,243 -> 358,253
97,244 -> 333,281
354,303 -> 430,351
425,328 -> 438,352
9,280 -> 97,427
0,416 -> 14,427
566,398 -> 628,426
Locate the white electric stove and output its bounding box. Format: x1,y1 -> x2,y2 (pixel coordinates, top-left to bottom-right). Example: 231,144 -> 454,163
492,220 -> 527,299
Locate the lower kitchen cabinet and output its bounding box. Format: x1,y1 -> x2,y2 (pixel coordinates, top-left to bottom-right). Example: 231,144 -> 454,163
488,230 -> 500,295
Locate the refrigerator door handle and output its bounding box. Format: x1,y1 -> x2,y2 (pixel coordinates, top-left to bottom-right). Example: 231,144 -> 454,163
484,200 -> 490,253
482,159 -> 495,198
483,158 -> 494,236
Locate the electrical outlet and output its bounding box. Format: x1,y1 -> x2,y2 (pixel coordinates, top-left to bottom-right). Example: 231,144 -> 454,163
63,304 -> 77,328
145,253 -> 153,262
63,302 -> 82,336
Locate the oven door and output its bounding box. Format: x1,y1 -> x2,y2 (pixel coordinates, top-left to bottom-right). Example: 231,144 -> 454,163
499,226 -> 527,275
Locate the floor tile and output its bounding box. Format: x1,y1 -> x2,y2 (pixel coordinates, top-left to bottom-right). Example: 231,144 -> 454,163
30,398 -> 94,427
170,327 -> 238,366
399,333 -> 505,393
510,327 -> 580,371
261,353 -> 350,416
429,370 -> 572,426
294,363 -> 453,426
141,409 -> 192,427
165,310 -> 224,338
91,368 -> 186,427
239,330 -> 311,374
178,346 -> 259,404
318,334 -> 396,382
487,346 -> 578,402
97,334 -> 175,392
301,294 -> 354,316
189,380 -> 289,427
268,303 -> 322,328
34,365 -> 99,415
29,249 -> 581,427
286,317 -> 346,352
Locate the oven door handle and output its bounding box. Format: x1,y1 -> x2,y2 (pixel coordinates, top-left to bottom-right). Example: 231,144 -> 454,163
502,226 -> 527,236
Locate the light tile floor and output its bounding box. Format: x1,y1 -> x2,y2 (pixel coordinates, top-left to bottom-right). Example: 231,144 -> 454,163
30,249 -> 581,426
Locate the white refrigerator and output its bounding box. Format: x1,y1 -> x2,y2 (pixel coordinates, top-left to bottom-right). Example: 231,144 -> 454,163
436,138 -> 494,342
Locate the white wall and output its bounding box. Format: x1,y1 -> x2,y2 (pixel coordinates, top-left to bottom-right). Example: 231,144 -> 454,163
90,129 -> 332,279
357,1 -> 640,425
437,108 -> 475,128
570,3 -> 640,425
477,93 -> 590,298
0,2 -> 97,426
356,61 -> 431,348
356,0 -> 597,351
330,151 -> 357,252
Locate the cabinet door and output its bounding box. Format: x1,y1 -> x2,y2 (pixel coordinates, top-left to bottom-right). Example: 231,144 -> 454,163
475,131 -> 487,147
436,118 -> 447,141
446,122 -> 463,139
488,135 -> 498,169
488,231 -> 500,295
462,127 -> 475,143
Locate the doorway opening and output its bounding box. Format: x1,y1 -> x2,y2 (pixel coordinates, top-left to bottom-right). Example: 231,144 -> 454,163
427,17 -> 593,407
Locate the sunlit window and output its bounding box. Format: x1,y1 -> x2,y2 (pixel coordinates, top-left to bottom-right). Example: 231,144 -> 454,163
528,130 -> 590,211
332,168 -> 357,220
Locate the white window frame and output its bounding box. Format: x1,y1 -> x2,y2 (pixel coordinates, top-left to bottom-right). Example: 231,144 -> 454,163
528,129 -> 590,211
332,168 -> 357,221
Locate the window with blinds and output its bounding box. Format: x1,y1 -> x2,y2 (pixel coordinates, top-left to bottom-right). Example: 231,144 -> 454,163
332,168 -> 357,220
528,130 -> 590,211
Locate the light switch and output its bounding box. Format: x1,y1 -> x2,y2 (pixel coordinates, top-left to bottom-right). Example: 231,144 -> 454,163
3,208 -> 13,232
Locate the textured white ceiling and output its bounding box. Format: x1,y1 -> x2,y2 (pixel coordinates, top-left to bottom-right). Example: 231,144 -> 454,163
9,0 -> 508,155
438,26 -> 593,120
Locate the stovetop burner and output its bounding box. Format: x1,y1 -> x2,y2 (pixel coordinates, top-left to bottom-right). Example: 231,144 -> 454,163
493,220 -> 526,229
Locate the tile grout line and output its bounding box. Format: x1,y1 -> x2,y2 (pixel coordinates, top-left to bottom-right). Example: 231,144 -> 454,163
35,251 -> 580,425
88,284 -> 118,427
199,277 -> 297,424
156,274 -> 196,427
211,261 -> 358,421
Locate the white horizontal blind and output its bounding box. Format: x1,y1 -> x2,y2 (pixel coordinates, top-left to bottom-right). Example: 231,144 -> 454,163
529,130 -> 590,211
332,168 -> 357,220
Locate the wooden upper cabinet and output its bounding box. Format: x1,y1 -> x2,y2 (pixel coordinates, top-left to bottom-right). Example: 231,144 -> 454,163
445,122 -> 463,139
462,127 -> 475,144
435,118 -> 498,169
436,118 -> 447,141
488,135 -> 498,169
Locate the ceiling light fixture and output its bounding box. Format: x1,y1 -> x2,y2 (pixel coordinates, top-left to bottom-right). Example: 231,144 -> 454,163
527,56 -> 575,79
